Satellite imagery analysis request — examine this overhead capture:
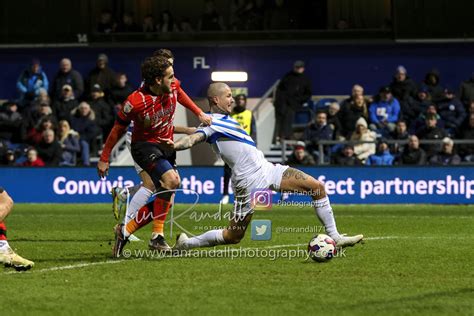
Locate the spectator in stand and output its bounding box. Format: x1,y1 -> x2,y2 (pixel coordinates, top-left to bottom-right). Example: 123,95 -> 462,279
0,101 -> 23,144
411,104 -> 445,133
52,84 -> 79,122
20,148 -> 45,167
416,113 -> 447,156
85,54 -> 116,97
198,0 -> 226,31
390,120 -> 409,155
116,12 -> 140,32
421,69 -> 444,103
340,84 -> 371,109
50,58 -> 84,100
390,65 -> 418,103
326,102 -> 342,139
88,85 -> 113,139
285,144 -> 316,166
436,87 -> 467,136
331,144 -> 362,166
459,72 -> 474,107
350,117 -> 376,163
366,139 -> 394,166
57,120 -> 80,166
108,73 -> 134,113
369,86 -> 400,134
16,59 -> 49,108
26,117 -> 55,146
35,129 -> 62,166
339,93 -> 369,139
404,86 -> 431,127
1,149 -> 16,166
97,10 -> 116,33
70,102 -> 100,159
458,114 -> 474,162
304,111 -> 333,161
274,60 -> 312,142
23,102 -> 54,140
142,14 -> 156,32
398,135 -> 426,165
429,137 -> 461,165
157,10 -> 179,32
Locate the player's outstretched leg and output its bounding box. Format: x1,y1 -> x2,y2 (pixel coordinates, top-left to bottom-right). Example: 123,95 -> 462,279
0,191 -> 34,270
279,167 -> 363,247
175,214 -> 252,251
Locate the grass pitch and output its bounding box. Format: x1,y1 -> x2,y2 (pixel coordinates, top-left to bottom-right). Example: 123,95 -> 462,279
2,203 -> 473,315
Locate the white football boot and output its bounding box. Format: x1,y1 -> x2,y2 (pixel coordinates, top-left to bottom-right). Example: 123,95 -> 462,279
334,234 -> 364,248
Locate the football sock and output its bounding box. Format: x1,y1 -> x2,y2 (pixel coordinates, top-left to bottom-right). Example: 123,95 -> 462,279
0,221 -> 7,240
151,196 -> 172,239
313,196 -> 341,240
125,187 -> 153,225
124,202 -> 153,237
182,229 -> 225,249
124,184 -> 142,198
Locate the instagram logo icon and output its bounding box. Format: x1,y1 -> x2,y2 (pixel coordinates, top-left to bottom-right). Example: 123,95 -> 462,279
251,189 -> 273,210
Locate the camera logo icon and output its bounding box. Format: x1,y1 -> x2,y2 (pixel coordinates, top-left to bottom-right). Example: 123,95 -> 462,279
251,189 -> 273,210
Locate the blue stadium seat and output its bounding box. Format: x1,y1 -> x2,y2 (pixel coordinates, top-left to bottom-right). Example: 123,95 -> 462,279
313,98 -> 338,112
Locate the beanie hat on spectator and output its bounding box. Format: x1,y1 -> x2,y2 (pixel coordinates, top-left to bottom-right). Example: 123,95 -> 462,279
91,84 -> 103,93
97,54 -> 108,63
355,117 -> 368,128
396,65 -> 407,74
294,60 -> 305,68
62,84 -> 73,91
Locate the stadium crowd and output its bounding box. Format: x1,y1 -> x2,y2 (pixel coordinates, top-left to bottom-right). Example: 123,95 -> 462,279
0,55 -> 133,166
0,55 -> 473,167
275,63 -> 474,166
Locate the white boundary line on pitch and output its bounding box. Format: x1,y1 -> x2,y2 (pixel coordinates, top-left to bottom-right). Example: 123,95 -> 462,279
2,236 -> 440,274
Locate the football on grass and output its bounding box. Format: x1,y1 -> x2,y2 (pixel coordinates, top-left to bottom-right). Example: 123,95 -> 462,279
307,234 -> 337,262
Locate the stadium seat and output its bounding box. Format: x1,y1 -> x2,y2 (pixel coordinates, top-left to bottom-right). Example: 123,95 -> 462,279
313,98 -> 338,112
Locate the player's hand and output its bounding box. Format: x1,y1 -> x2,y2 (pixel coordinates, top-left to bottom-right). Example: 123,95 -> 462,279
198,112 -> 212,126
97,160 -> 109,179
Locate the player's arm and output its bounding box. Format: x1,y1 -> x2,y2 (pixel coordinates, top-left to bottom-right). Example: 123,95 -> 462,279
173,132 -> 206,151
177,85 -> 212,126
174,126 -> 197,135
97,100 -> 133,178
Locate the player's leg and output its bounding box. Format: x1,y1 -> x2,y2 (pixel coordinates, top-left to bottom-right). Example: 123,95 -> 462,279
279,167 -> 363,247
220,164 -> 232,204
0,189 -> 34,270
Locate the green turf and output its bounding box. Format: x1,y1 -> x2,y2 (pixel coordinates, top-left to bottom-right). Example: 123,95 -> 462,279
2,203 -> 473,315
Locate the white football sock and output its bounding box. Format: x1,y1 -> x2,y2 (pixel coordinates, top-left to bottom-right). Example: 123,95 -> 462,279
313,196 -> 341,240
183,229 -> 225,249
123,184 -> 142,198
124,187 -> 154,225
0,240 -> 10,251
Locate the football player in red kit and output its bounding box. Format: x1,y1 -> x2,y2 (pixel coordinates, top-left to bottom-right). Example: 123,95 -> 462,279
98,55 -> 210,257
0,188 -> 34,270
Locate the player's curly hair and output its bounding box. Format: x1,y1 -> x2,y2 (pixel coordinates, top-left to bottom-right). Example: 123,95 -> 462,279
152,48 -> 174,60
141,56 -> 171,86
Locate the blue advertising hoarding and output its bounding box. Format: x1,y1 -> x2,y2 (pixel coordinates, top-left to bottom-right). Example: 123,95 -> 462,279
0,167 -> 473,204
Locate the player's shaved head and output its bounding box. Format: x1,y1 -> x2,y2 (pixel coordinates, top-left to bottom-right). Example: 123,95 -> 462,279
207,82 -> 229,100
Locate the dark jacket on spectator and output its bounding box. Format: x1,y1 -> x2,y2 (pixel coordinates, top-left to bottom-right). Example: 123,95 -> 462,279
422,70 -> 444,103
429,151 -> 461,165
304,123 -> 334,150
399,147 -> 427,165
51,70 -> 84,100
285,152 -> 316,166
458,123 -> 474,158
70,112 -> 100,145
331,153 -> 362,166
59,133 -> 81,166
403,95 -> 431,126
89,98 -> 113,137
339,101 -> 368,138
390,76 -> 418,102
0,107 -> 22,142
86,67 -> 116,95
274,71 -> 312,113
108,83 -> 134,107
36,140 -> 62,166
416,126 -> 448,155
459,73 -> 474,106
53,98 -> 79,122
436,97 -> 467,131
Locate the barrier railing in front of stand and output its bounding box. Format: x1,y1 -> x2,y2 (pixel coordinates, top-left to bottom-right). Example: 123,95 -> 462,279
281,139 -> 474,165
